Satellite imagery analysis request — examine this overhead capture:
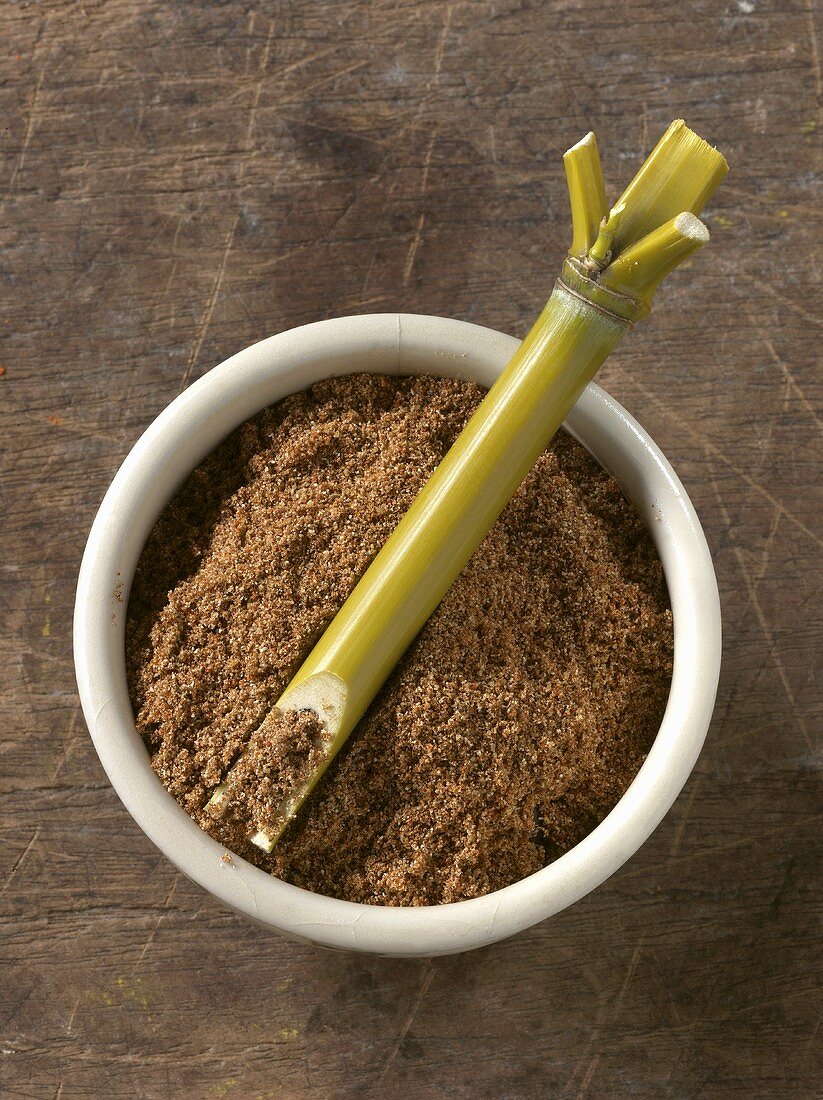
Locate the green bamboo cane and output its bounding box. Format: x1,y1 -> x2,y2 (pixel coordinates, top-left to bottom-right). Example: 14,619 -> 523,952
564,132 -> 608,257
211,120 -> 728,851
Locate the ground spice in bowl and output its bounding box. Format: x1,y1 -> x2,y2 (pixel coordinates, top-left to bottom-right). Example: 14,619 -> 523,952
125,373 -> 673,906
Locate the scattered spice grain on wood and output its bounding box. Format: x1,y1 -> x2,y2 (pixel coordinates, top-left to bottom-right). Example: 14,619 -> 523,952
125,373 -> 673,906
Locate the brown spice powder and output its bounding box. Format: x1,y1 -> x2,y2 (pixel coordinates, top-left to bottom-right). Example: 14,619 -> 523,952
126,373 -> 673,906
218,707 -> 329,840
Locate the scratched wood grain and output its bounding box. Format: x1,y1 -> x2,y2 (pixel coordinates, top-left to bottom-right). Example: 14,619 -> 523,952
1,0 -> 820,1097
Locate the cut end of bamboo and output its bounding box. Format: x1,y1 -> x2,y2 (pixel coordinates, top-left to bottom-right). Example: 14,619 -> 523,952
251,831 -> 278,852
674,211 -> 710,242
209,672 -> 348,850
564,131 -> 597,156
277,670 -> 348,734
249,793 -> 303,852
207,782 -> 227,809
250,829 -> 276,852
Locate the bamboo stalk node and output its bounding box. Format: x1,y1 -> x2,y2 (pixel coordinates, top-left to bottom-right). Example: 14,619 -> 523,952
566,119 -> 728,317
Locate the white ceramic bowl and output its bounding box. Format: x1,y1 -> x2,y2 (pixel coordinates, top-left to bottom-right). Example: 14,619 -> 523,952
74,313 -> 721,957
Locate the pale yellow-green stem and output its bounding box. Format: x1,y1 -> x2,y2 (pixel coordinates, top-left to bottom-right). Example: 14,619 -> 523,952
563,132 -> 608,257
586,202 -> 626,272
609,119 -> 727,256
601,212 -> 710,302
211,120 -> 728,851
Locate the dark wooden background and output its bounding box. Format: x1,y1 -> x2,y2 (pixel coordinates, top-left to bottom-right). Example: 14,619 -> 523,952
2,1 -> 820,1096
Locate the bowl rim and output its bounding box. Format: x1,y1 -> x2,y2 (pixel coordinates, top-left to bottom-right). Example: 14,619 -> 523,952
74,312 -> 721,956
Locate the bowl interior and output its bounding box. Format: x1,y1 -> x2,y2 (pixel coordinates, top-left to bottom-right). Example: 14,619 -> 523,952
74,313 -> 721,956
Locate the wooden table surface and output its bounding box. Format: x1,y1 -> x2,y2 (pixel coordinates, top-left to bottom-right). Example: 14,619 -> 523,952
2,1 -> 820,1096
